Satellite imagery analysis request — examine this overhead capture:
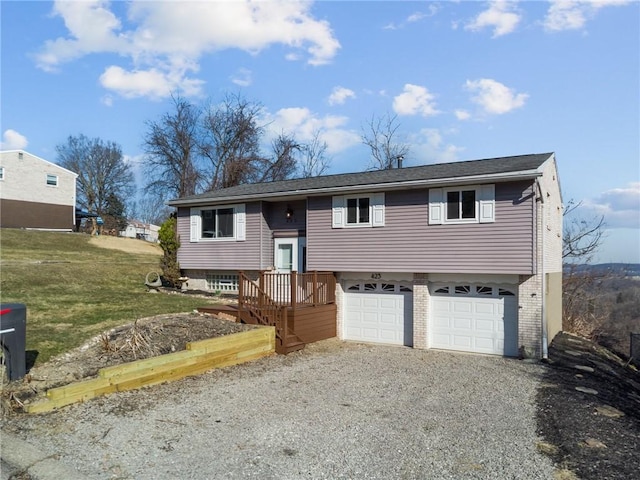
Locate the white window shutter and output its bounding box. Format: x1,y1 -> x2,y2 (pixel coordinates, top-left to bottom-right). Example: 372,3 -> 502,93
332,196 -> 345,228
235,204 -> 246,240
190,208 -> 200,242
428,188 -> 443,225
372,192 -> 385,227
479,184 -> 495,223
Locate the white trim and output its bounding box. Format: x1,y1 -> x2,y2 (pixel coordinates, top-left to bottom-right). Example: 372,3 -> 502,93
429,184 -> 495,225
189,204 -> 245,243
332,192 -> 385,228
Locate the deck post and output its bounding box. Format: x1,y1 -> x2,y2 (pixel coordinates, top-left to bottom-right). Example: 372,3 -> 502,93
312,271 -> 319,306
290,272 -> 297,313
237,271 -> 244,323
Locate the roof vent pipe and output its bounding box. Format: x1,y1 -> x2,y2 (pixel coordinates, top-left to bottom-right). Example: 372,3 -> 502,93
397,155 -> 404,169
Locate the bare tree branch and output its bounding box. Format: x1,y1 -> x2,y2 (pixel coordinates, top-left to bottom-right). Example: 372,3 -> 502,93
563,199 -> 606,261
361,113 -> 410,170
299,130 -> 330,178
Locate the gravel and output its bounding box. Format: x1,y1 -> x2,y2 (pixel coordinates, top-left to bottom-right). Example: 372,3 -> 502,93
2,340 -> 556,479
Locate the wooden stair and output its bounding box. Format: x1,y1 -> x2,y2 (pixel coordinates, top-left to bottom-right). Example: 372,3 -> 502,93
198,304 -> 304,355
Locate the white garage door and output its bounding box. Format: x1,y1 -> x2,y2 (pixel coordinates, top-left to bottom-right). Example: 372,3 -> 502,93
344,282 -> 413,346
430,284 -> 518,356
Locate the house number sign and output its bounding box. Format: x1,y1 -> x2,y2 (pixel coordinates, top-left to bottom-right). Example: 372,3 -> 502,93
371,273 -> 382,279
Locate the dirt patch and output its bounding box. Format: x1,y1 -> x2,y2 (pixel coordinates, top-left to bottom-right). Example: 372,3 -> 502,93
89,235 -> 161,255
1,312 -> 256,415
536,332 -> 640,480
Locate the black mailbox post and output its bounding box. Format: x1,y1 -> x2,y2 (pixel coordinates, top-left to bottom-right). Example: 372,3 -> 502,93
0,303 -> 27,381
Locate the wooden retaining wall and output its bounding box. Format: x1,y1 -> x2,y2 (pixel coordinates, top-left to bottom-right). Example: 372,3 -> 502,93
25,327 -> 275,414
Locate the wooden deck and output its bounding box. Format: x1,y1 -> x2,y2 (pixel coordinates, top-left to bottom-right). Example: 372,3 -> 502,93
198,271 -> 337,354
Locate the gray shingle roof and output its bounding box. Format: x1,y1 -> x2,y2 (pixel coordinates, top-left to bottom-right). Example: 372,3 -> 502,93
169,152 -> 553,205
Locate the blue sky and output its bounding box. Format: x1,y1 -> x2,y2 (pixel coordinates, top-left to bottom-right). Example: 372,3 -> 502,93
1,0 -> 639,263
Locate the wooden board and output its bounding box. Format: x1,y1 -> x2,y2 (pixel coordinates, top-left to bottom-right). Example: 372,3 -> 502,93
25,327 -> 275,414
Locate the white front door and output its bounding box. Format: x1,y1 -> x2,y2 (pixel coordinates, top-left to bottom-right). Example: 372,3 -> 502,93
275,238 -> 308,273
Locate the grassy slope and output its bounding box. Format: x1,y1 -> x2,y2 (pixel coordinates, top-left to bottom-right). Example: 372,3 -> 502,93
0,229 -> 219,365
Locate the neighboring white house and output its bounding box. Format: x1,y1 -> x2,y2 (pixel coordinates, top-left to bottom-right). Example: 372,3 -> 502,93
0,150 -> 78,231
119,221 -> 160,243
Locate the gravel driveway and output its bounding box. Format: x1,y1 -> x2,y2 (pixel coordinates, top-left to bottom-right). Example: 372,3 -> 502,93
2,340 -> 556,479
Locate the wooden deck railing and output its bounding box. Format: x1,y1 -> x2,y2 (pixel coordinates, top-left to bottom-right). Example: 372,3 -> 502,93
237,272 -> 291,349
237,271 -> 336,353
259,271 -> 336,310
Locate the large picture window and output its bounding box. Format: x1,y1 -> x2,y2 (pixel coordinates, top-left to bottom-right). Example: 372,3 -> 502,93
201,208 -> 234,238
190,204 -> 245,242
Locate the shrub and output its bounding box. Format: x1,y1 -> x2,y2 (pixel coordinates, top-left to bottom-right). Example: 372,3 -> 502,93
158,214 -> 181,288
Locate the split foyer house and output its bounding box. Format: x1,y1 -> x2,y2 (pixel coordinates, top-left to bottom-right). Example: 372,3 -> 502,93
169,153 -> 563,358
0,150 -> 78,231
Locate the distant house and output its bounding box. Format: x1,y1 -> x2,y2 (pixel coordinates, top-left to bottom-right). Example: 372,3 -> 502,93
168,152 -> 563,359
120,221 -> 160,243
0,150 -> 78,231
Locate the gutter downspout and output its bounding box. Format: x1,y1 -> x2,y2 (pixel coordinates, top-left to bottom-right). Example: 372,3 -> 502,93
536,178 -> 549,359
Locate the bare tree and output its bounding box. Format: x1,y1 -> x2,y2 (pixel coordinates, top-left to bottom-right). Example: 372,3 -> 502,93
299,130 -> 330,178
563,199 -> 606,261
260,133 -> 301,183
142,95 -> 202,201
200,93 -> 265,189
361,113 -> 410,170
56,134 -> 134,234
132,195 -> 173,226
562,199 -> 608,338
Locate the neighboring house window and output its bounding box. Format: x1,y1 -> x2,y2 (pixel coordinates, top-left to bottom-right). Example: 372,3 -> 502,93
0,167 -> 4,180
189,204 -> 245,242
428,184 -> 495,224
332,193 -> 385,228
46,174 -> 58,186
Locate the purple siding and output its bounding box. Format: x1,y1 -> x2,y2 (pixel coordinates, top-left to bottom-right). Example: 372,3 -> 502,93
307,181 -> 535,274
176,202 -> 267,270
264,199 -> 306,232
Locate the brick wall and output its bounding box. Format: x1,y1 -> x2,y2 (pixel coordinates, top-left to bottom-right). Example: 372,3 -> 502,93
413,273 -> 429,349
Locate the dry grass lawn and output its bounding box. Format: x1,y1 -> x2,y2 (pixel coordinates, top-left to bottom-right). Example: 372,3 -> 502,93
0,229 -> 223,365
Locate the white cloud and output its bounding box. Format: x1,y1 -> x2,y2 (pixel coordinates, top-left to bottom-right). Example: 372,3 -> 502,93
266,107 -> 360,154
230,68 -> 253,87
455,109 -> 471,121
582,182 -> 640,229
36,0 -> 340,99
410,128 -> 464,164
465,78 -> 528,115
1,129 -> 29,150
544,0 -> 631,32
465,1 -> 522,37
328,86 -> 356,106
393,84 -> 439,117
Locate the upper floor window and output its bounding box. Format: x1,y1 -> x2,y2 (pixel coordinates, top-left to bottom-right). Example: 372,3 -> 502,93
429,184 -> 495,225
201,207 -> 234,238
0,167 -> 4,181
46,174 -> 58,186
332,193 -> 384,228
446,189 -> 476,221
189,204 -> 245,242
346,197 -> 370,225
